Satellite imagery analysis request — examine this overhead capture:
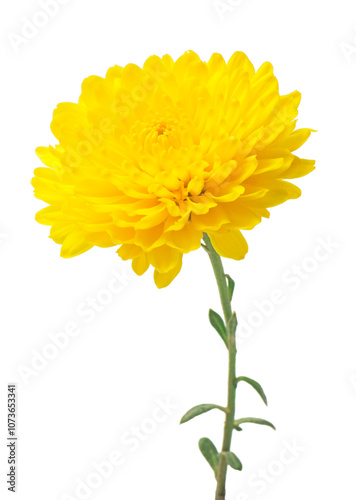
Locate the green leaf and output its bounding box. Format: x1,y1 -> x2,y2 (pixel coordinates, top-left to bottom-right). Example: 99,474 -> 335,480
234,417 -> 276,431
209,309 -> 227,347
225,274 -> 235,301
228,312 -> 238,335
180,404 -> 226,424
198,438 -> 220,476
222,451 -> 243,471
236,376 -> 268,406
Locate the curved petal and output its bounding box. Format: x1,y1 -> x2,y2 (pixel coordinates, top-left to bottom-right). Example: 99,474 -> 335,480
209,229 -> 248,261
148,245 -> 181,273
154,255 -> 183,289
132,253 -> 150,276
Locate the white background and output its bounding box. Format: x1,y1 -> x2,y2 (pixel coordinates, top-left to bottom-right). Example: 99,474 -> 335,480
1,0 -> 356,499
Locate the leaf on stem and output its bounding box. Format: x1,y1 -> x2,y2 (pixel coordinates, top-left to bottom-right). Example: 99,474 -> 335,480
228,312 -> 238,335
222,451 -> 243,471
225,274 -> 235,301
234,417 -> 276,431
236,376 -> 268,406
180,404 -> 226,424
209,309 -> 227,347
198,438 -> 220,476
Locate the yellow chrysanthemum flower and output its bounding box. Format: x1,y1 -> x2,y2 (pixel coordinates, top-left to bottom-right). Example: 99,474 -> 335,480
32,51 -> 315,288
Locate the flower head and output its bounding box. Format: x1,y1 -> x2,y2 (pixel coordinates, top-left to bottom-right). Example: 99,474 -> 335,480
32,51 -> 315,288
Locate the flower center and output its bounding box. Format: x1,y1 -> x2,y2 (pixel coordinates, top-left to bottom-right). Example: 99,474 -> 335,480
155,122 -> 171,136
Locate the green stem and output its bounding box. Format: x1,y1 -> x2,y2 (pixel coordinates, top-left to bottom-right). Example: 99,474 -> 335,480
203,234 -> 237,500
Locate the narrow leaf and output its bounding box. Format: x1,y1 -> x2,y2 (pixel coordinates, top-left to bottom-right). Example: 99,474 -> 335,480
222,451 -> 243,471
209,309 -> 227,347
234,417 -> 276,431
225,274 -> 235,301
180,404 -> 226,424
236,376 -> 268,406
198,438 -> 219,475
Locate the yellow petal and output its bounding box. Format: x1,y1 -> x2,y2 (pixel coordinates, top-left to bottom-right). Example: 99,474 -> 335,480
209,229 -> 248,260
135,204 -> 168,230
246,180 -> 301,208
224,202 -> 262,229
227,52 -> 255,77
35,206 -> 63,225
148,245 -> 181,273
164,223 -> 202,252
187,176 -> 205,196
191,205 -> 230,231
60,232 -> 94,258
36,146 -> 62,171
107,226 -> 135,243
275,128 -> 315,152
283,156 -> 315,179
132,253 -> 150,276
154,256 -> 183,289
117,244 -> 142,260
